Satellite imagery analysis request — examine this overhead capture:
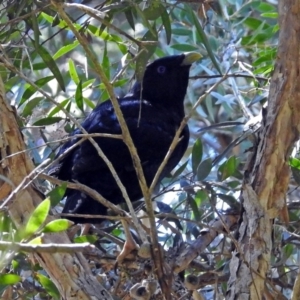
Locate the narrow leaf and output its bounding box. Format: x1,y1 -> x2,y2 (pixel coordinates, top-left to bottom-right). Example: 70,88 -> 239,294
171,44 -> 198,51
172,160 -> 188,179
36,273 -> 60,299
218,156 -> 238,181
47,183 -> 67,206
21,97 -> 44,117
49,99 -> 70,117
19,76 -> 54,107
74,235 -> 98,243
197,158 -> 212,181
136,28 -> 158,81
0,274 -> 21,285
83,97 -> 96,109
124,8 -> 135,30
53,41 -> 79,60
33,117 -> 63,126
75,80 -> 84,111
102,44 -> 110,79
143,2 -> 165,20
187,194 -> 201,221
24,198 -> 51,237
36,45 -> 65,91
192,139 -> 203,174
43,219 -> 72,233
29,237 -> 42,244
161,8 -> 171,44
68,59 -> 79,84
82,78 -> 96,89
187,5 -> 222,74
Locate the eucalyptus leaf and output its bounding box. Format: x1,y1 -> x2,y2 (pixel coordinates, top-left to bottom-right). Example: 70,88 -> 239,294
24,198 -> 51,238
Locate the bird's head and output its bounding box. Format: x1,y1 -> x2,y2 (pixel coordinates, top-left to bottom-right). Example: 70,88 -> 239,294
130,52 -> 201,114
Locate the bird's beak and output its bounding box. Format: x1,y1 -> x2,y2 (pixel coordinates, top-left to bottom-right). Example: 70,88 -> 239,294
181,52 -> 202,66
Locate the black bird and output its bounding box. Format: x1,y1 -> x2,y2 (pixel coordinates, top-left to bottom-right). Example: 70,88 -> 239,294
49,53 -> 201,223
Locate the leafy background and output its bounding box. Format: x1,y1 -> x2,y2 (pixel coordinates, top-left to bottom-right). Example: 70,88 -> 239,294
1,0 -> 298,299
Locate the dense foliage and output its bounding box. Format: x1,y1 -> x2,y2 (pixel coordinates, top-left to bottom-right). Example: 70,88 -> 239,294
1,0 -> 299,299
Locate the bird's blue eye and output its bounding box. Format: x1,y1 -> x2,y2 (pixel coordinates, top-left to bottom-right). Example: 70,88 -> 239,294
157,66 -> 166,74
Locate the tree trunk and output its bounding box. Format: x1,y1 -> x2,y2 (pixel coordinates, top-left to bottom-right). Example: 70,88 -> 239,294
0,77 -> 113,299
227,1 -> 300,299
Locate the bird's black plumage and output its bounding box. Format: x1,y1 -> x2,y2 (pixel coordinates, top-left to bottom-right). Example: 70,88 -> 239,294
49,53 -> 200,223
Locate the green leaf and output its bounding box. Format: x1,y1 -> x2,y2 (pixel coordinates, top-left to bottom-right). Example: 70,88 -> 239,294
33,117 -> 63,126
21,97 -> 44,118
75,80 -> 84,111
98,13 -> 113,35
172,28 -> 191,36
197,158 -> 212,181
112,228 -> 122,236
161,8 -> 171,44
261,12 -> 278,18
29,237 -> 42,244
99,78 -> 128,89
68,59 -> 79,85
4,76 -> 20,93
136,28 -> 158,81
30,12 -> 41,47
12,260 -> 19,271
187,5 -> 222,74
83,97 -> 96,109
253,65 -> 273,76
124,8 -> 135,30
272,24 -> 279,33
218,156 -> 238,181
43,219 -> 72,233
47,183 -> 67,206
143,2 -> 165,20
241,22 -> 274,46
282,244 -> 293,258
36,273 -> 60,300
291,165 -> 300,185
257,2 -> 276,12
36,45 -> 65,91
24,198 -> 51,237
194,190 -> 208,207
134,4 -> 157,37
88,24 -> 114,41
0,274 -> 21,285
52,13 -> 60,27
289,157 -> 300,169
252,48 -> 276,66
244,18 -> 268,30
187,194 -> 201,221
82,78 -> 96,89
217,193 -> 239,210
49,98 -> 70,117
171,44 -> 198,52
172,160 -> 188,179
102,44 -> 110,79
53,41 -> 79,60
192,139 -> 203,174
74,235 -> 98,244
19,76 -> 54,107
